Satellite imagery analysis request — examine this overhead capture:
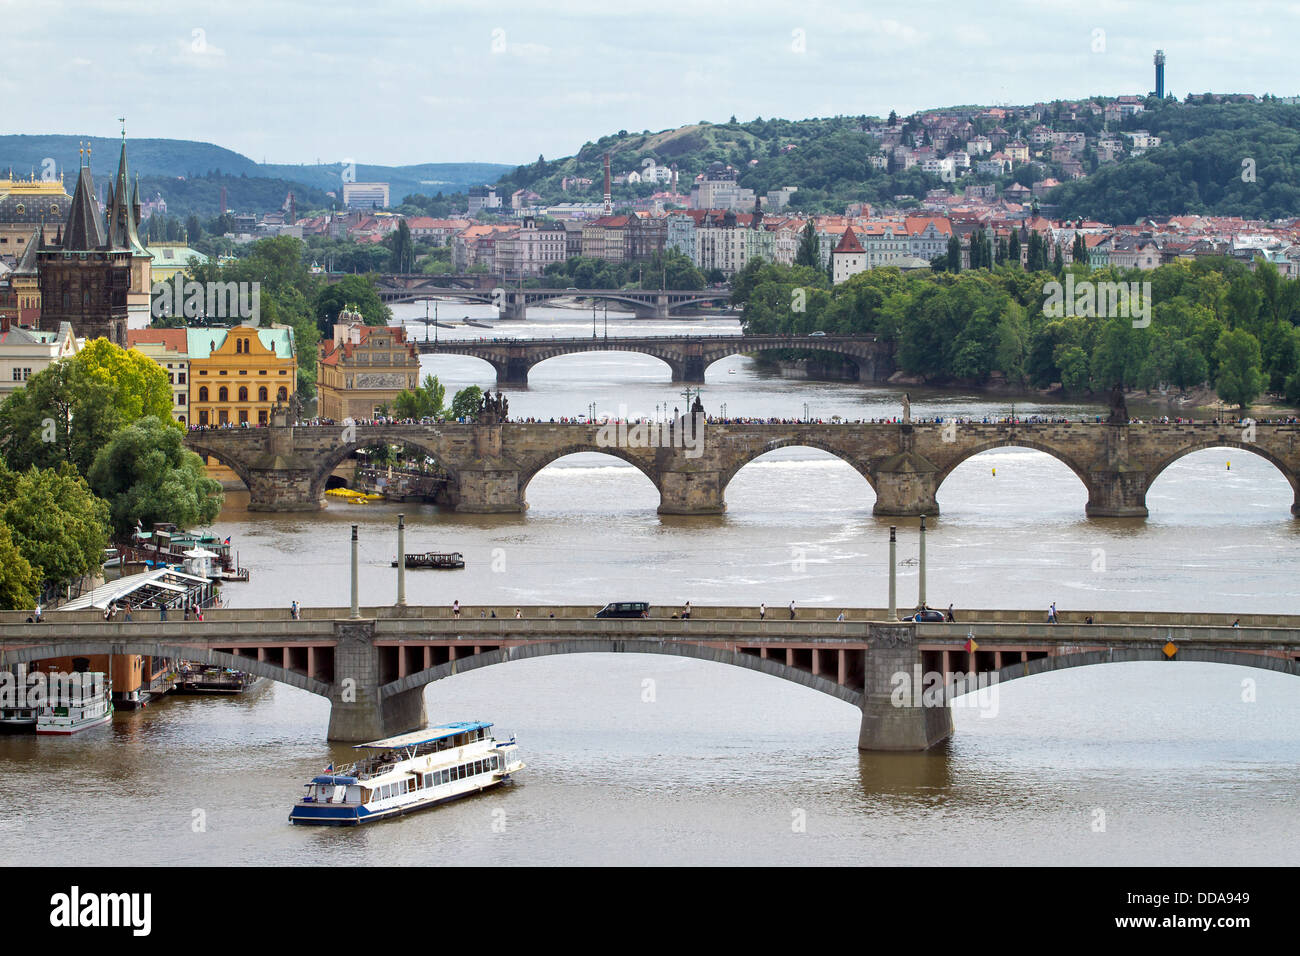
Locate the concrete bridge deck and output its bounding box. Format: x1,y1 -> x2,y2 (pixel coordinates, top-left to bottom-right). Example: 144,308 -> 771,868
418,333 -> 890,384
5,606 -> 1298,750
184,418 -> 1300,517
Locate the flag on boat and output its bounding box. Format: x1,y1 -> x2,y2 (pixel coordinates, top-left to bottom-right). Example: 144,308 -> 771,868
224,535 -> 232,544
325,763 -> 333,773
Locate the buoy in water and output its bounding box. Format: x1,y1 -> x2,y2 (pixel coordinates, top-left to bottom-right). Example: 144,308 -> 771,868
992,467 -> 996,476
1227,461 -> 1231,470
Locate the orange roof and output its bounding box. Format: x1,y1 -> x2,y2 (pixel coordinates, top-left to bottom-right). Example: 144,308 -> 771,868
127,329 -> 188,353
833,227 -> 864,254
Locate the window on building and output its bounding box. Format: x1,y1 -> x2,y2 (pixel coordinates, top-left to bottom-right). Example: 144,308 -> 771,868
238,409 -> 248,423
199,411 -> 208,425
177,394 -> 186,405
258,409 -> 267,424
277,387 -> 288,401
238,386 -> 248,402
218,410 -> 228,425
258,386 -> 268,402
218,386 -> 229,402
198,386 -> 208,402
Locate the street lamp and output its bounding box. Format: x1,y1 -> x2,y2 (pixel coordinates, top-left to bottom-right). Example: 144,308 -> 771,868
721,402 -> 727,420
592,301 -> 597,339
603,301 -> 608,339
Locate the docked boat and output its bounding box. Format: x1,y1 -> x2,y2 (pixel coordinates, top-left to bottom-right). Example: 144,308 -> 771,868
35,672 -> 114,735
288,722 -> 523,826
174,664 -> 260,695
0,664 -> 38,732
391,551 -> 465,569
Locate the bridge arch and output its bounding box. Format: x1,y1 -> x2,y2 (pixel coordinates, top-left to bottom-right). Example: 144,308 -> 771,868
309,435 -> 460,501
526,346 -> 684,382
945,646 -> 1300,700
379,639 -> 864,708
184,439 -> 255,490
5,640 -> 332,697
517,446 -> 663,505
1145,441 -> 1300,506
719,439 -> 877,496
934,440 -> 1093,495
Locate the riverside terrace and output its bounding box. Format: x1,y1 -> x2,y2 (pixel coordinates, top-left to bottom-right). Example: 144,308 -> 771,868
183,413 -> 1300,516
2,605 -> 1298,748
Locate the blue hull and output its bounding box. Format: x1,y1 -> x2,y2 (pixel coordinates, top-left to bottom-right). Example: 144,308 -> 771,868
289,779 -> 509,826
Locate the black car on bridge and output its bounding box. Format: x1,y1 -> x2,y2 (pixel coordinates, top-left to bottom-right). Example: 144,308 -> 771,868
595,602 -> 650,619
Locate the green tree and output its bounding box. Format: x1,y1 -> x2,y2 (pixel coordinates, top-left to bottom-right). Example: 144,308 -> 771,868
449,386 -> 484,420
0,360 -> 121,474
0,462 -> 109,590
314,275 -> 392,334
0,523 -> 40,611
794,221 -> 821,267
392,374 -> 446,420
1214,328 -> 1264,409
76,339 -> 176,427
87,417 -> 224,538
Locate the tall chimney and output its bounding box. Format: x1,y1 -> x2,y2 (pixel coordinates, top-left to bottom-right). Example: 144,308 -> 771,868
603,153 -> 612,215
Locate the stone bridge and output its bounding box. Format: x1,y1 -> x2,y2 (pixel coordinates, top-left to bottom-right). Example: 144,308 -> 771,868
380,286 -> 730,318
346,272 -> 504,292
420,333 -> 892,384
183,418 -> 1300,517
3,606 -> 1297,748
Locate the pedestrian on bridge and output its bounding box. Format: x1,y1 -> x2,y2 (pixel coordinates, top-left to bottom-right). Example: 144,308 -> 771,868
1048,603 -> 1058,624
452,599 -> 461,619
759,603 -> 766,621
946,604 -> 955,623
789,601 -> 796,620
682,601 -> 691,620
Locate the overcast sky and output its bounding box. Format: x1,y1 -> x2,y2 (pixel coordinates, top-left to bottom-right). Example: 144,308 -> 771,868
3,1 -> 1298,167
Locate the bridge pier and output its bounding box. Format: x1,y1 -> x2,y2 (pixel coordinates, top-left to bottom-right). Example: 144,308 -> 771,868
870,453 -> 940,517
246,467 -> 324,511
326,620 -> 428,742
657,470 -> 726,514
499,357 -> 529,386
500,293 -> 527,321
1084,469 -> 1150,518
858,624 -> 952,751
673,356 -> 707,383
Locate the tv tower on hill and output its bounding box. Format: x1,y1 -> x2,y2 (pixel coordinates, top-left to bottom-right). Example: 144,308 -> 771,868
602,153 -> 612,215
1154,50 -> 1166,99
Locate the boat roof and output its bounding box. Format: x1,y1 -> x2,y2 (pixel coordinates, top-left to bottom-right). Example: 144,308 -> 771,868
310,775 -> 358,786
354,721 -> 493,750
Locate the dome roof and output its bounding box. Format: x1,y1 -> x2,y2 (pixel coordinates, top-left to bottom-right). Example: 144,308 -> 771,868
0,192 -> 72,224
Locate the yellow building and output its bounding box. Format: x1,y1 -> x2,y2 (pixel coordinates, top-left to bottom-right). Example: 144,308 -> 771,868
316,312 -> 420,419
188,325 -> 296,427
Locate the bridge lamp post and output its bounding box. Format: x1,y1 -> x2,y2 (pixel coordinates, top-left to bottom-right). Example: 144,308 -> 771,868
918,515 -> 927,610
350,525 -> 360,619
888,526 -> 897,619
592,302 -> 597,339
396,514 -> 406,607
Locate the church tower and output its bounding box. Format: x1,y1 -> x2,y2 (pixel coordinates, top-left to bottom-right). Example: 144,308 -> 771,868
104,131 -> 153,328
36,142 -> 131,344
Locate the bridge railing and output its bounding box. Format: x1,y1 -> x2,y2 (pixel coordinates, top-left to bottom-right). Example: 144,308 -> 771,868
4,604 -> 1300,629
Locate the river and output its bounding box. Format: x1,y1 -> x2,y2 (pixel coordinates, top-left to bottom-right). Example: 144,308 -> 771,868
2,301 -> 1297,866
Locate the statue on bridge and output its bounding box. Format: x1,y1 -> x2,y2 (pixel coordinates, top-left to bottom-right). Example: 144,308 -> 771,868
1107,383 -> 1128,424
691,394 -> 704,417
901,392 -> 911,424
478,390 -> 509,424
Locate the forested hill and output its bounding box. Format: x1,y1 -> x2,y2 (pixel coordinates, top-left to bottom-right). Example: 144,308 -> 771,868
1048,101 -> 1300,222
0,135 -> 511,219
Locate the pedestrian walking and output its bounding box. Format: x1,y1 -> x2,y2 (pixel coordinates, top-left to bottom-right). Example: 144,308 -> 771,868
515,608 -> 522,619
946,603 -> 955,623
788,601 -> 796,620
290,600 -> 300,620
452,599 -> 461,619
159,605 -> 167,622
836,610 -> 846,622
33,603 -> 42,624
1048,602 -> 1058,624
682,601 -> 691,620
759,603 -> 766,621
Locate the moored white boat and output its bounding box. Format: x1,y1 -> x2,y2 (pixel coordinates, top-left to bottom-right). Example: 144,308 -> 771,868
288,721 -> 523,826
35,672 -> 114,735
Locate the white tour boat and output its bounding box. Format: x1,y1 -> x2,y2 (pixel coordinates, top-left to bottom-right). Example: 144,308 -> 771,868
35,672 -> 114,735
288,721 -> 523,826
